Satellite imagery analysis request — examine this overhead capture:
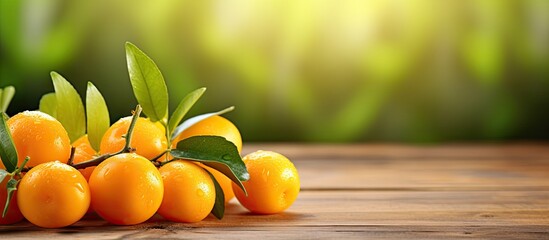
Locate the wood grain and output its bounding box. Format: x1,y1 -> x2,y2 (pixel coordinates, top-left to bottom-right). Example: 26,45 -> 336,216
1,144 -> 548,239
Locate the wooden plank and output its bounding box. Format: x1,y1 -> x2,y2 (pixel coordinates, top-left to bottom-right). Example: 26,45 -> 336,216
1,144 -> 548,239
242,144 -> 549,190
2,225 -> 548,239
1,190 -> 548,239
243,143 -> 549,160
296,157 -> 549,190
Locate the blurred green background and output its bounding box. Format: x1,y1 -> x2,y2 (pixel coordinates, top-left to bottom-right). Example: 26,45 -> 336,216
1,0 -> 548,142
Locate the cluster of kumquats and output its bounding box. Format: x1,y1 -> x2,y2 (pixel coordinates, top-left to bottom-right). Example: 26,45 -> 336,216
0,43 -> 300,228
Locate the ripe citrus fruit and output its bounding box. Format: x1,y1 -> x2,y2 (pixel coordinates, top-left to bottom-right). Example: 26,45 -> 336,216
172,116 -> 242,152
100,117 -> 167,160
17,161 -> 90,228
171,115 -> 241,202
232,150 -> 300,214
72,135 -> 97,181
89,153 -> 163,225
0,177 -> 24,225
0,111 -> 71,168
198,163 -> 235,203
157,160 -> 215,223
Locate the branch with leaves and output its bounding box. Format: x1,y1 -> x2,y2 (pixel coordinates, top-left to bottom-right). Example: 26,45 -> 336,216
1,42 -> 249,221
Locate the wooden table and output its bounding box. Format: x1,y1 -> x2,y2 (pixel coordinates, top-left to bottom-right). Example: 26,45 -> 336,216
1,144 -> 549,239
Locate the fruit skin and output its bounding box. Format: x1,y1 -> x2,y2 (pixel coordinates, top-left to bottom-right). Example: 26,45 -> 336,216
172,116 -> 241,202
158,160 -> 215,223
172,116 -> 242,153
0,177 -> 24,225
71,135 -> 98,214
1,111 -> 71,168
198,163 -> 235,203
72,135 -> 97,181
232,150 -> 300,214
100,117 -> 167,160
89,153 -> 163,225
17,161 -> 90,228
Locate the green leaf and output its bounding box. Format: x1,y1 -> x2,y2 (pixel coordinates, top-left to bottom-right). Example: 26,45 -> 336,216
0,86 -> 15,113
168,87 -> 206,137
0,114 -> 17,173
39,92 -> 58,118
125,42 -> 168,123
86,82 -> 110,152
2,178 -> 18,218
0,170 -> 8,184
171,106 -> 235,140
206,170 -> 225,220
51,72 -> 86,142
171,136 -> 248,194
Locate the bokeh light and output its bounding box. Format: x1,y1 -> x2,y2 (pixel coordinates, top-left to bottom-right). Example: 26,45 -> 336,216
1,0 -> 548,142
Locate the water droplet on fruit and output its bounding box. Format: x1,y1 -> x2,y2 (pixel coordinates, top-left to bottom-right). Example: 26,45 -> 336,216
196,189 -> 205,197
54,137 -> 63,146
261,169 -> 269,182
75,183 -> 85,193
222,154 -> 231,161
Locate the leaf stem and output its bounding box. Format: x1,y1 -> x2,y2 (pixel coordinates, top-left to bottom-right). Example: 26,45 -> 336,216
3,157 -> 29,217
163,120 -> 171,152
159,158 -> 176,167
150,149 -> 169,163
123,105 -> 142,152
10,156 -> 30,176
70,152 -> 117,170
71,105 -> 142,170
67,147 -> 76,165
14,157 -> 30,176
